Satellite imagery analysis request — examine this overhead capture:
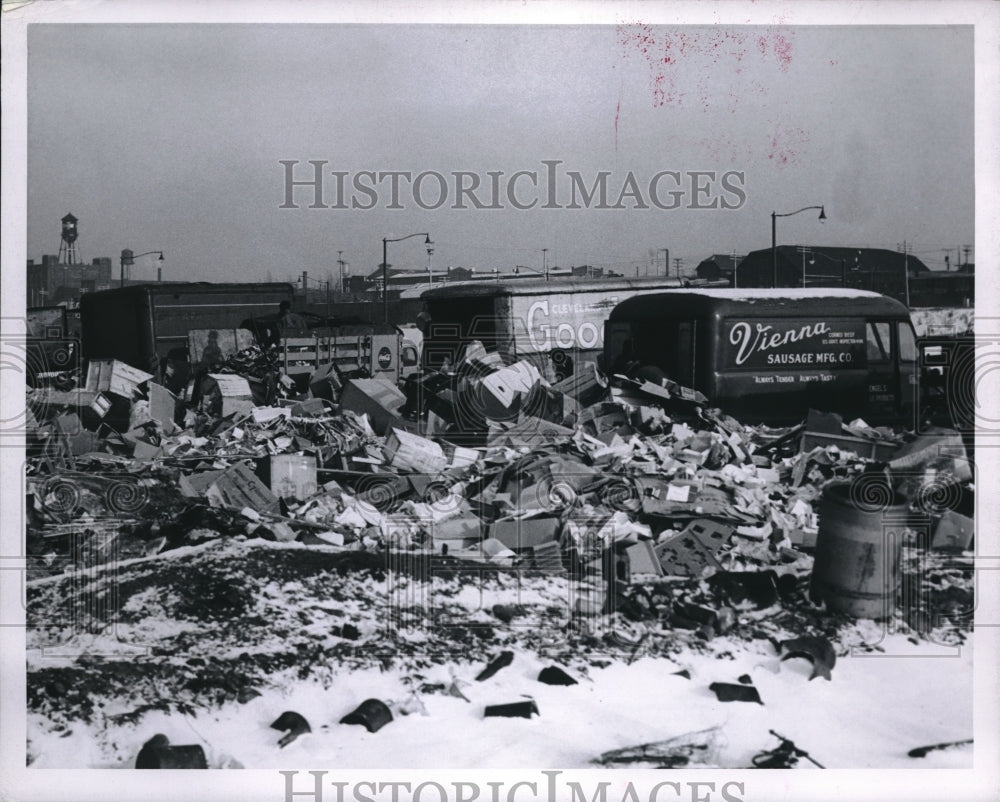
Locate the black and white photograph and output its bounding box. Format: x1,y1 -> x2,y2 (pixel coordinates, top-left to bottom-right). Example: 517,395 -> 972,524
1,2 -> 998,801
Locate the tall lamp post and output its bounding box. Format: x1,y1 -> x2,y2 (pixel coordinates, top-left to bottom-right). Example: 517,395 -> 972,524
120,249 -> 164,288
771,205 -> 825,287
382,232 -> 432,323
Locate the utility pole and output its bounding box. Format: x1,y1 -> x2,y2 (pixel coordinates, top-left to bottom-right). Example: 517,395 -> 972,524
673,257 -> 683,278
660,248 -> 669,277
897,241 -> 911,307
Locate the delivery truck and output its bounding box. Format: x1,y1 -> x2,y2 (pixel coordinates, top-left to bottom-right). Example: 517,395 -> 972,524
603,288 -> 919,426
79,282 -> 296,373
419,276 -> 688,380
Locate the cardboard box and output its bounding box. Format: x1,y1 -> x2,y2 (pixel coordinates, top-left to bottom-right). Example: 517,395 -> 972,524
615,541 -> 663,583
199,374 -> 254,418
551,361 -> 607,409
340,377 -> 407,435
206,461 -> 280,514
148,382 -> 179,434
430,515 -> 482,552
90,393 -> 113,419
384,428 -> 448,474
179,470 -> 226,498
931,509 -> 974,550
85,359 -> 154,399
442,441 -> 480,469
800,430 -> 898,461
531,540 -> 565,572
490,516 -> 561,551
132,440 -> 163,461
487,415 -> 575,448
308,363 -> 343,401
259,454 -> 318,501
291,398 -> 328,417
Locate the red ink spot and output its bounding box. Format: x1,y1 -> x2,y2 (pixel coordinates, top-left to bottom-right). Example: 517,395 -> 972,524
614,98 -> 620,148
767,126 -> 811,168
616,22 -> 796,109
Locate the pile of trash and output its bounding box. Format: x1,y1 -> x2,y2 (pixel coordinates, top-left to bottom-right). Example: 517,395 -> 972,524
26,344 -> 974,591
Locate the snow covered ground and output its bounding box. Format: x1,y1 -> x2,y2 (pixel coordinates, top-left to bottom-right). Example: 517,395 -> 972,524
27,633 -> 973,771
23,539 -> 976,773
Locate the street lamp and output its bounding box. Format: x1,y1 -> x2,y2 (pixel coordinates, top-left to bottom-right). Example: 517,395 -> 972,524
806,250 -> 848,288
382,232 -> 432,323
120,249 -> 164,288
771,205 -> 825,287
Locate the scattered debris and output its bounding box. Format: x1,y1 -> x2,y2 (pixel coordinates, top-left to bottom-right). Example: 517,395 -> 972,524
594,726 -> 725,768
135,734 -> 207,769
270,711 -> 312,748
340,699 -> 394,733
751,730 -> 825,769
537,666 -> 578,686
907,738 -> 973,758
483,700 -> 540,719
776,636 -> 837,681
709,682 -> 763,704
475,651 -> 515,682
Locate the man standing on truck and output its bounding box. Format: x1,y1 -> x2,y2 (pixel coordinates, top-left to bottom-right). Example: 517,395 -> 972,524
278,300 -> 308,332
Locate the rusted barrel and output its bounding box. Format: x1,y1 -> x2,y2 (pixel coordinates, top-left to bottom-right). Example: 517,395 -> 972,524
809,480 -> 908,619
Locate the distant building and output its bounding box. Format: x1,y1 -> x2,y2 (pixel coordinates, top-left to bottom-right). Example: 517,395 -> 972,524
732,246 -> 972,307
359,263 -> 608,297
28,213 -> 115,306
908,265 -> 974,307
695,254 -> 743,284
27,255 -> 114,307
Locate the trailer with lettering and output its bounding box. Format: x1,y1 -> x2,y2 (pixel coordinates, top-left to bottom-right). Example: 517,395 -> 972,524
604,288 -> 918,426
419,276 -> 688,380
80,282 -> 296,374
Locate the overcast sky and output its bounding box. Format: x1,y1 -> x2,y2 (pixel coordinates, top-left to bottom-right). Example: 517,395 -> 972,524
26,23 -> 973,282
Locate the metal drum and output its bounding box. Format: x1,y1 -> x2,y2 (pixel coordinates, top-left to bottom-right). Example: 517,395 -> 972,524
809,480 -> 909,619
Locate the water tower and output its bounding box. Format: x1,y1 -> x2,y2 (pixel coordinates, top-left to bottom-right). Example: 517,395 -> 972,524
58,213 -> 81,264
